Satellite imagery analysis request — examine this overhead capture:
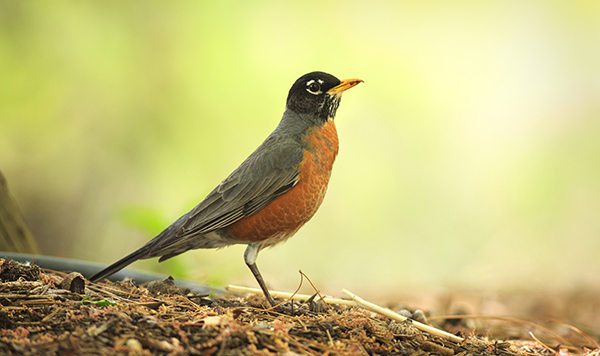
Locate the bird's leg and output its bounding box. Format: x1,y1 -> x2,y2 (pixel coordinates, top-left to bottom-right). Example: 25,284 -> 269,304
244,244 -> 276,307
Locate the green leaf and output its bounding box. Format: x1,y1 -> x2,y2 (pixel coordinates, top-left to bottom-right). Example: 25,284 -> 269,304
81,296 -> 117,307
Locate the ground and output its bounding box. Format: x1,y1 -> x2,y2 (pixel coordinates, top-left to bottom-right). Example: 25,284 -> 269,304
0,259 -> 598,356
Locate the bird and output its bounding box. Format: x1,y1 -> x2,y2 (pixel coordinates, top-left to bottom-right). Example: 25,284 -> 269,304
89,71 -> 363,306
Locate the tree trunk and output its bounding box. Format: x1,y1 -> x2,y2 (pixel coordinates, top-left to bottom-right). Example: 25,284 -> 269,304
0,170 -> 40,254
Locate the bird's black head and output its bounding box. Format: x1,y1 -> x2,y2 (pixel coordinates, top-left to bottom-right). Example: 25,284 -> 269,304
286,71 -> 363,122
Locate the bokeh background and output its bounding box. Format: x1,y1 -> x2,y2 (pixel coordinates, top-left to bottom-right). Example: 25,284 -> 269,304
2,1 -> 599,300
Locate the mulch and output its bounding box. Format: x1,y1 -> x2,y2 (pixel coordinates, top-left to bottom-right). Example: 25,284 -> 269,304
0,258 -> 598,356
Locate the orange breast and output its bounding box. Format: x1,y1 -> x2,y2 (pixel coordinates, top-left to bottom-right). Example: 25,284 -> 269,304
226,120 -> 339,245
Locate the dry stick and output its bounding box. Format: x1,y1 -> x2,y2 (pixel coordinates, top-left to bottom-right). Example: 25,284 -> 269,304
226,285 -> 356,306
341,289 -> 464,343
226,285 -> 464,343
264,273 -> 305,311
299,270 -> 332,312
87,282 -> 199,312
529,332 -> 560,356
549,318 -> 599,349
429,314 -> 572,346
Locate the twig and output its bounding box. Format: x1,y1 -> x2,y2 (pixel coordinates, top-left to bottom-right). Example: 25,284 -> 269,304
529,331 -> 560,356
341,289 -> 464,343
429,314 -> 572,346
299,270 -> 332,312
549,318 -> 599,349
325,329 -> 334,347
226,285 -> 464,343
226,285 -> 356,306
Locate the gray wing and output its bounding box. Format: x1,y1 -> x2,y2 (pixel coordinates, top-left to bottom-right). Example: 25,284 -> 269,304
147,134 -> 305,254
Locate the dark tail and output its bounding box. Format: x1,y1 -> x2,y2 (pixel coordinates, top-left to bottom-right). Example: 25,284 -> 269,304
89,211 -> 194,282
89,247 -> 150,282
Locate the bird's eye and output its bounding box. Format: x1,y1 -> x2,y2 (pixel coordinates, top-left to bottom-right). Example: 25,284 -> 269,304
306,82 -> 321,94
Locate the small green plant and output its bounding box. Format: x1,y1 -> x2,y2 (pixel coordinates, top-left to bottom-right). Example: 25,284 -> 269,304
81,296 -> 117,307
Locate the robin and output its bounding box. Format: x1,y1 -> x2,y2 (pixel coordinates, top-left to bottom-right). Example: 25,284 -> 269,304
90,72 -> 363,306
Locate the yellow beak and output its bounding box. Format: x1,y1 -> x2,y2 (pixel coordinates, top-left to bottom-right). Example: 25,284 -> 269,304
327,78 -> 364,95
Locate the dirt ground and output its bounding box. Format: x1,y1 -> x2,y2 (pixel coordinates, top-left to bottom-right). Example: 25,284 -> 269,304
0,259 -> 598,356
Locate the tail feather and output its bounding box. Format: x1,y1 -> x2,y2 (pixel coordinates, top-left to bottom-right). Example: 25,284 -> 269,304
89,212 -> 191,282
89,247 -> 149,282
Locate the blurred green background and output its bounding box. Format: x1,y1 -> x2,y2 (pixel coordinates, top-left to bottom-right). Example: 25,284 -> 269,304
1,1 -> 599,299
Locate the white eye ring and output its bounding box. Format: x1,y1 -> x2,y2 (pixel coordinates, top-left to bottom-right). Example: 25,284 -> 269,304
306,80 -> 322,95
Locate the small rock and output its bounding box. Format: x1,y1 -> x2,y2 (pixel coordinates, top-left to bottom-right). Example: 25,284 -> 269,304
147,276 -> 190,296
126,338 -> 143,351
